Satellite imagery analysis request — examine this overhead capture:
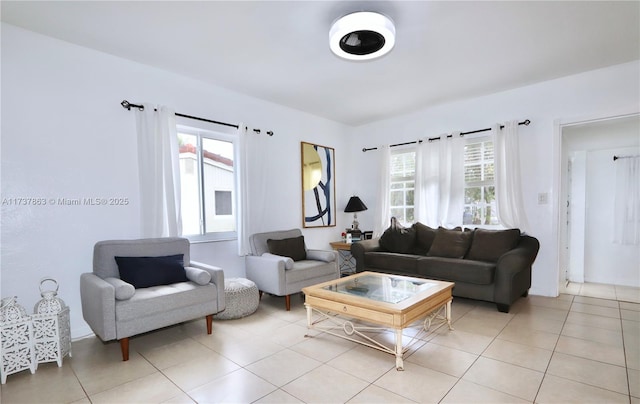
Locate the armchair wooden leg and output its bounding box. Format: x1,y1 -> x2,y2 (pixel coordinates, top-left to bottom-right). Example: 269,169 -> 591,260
120,337 -> 130,361
285,295 -> 291,311
206,314 -> 213,334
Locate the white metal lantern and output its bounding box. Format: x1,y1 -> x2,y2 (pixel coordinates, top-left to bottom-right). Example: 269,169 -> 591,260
1,297 -> 35,384
32,278 -> 71,367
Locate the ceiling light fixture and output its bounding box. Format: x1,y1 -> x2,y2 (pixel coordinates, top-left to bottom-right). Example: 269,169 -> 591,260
329,11 -> 395,61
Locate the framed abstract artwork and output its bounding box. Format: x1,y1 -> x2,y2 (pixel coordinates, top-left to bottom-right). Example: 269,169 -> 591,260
301,141 -> 336,228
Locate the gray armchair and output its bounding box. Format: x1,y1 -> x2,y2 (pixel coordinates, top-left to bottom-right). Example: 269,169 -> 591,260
80,237 -> 225,361
245,229 -> 339,310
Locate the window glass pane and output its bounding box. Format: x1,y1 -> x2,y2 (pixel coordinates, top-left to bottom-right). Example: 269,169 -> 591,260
406,208 -> 414,224
465,164 -> 481,183
202,138 -> 235,234
214,190 -> 232,215
406,189 -> 414,205
390,190 -> 404,206
179,133 -> 200,235
484,186 -> 495,204
465,187 -> 481,204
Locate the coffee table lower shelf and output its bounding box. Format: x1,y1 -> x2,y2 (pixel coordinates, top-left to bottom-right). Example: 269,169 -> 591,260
304,299 -> 453,370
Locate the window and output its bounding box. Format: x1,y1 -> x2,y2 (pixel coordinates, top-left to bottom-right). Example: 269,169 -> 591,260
463,137 -> 498,226
178,127 -> 236,241
390,149 -> 415,226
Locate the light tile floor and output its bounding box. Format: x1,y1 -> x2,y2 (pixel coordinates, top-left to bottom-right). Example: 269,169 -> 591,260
561,281 -> 640,304
1,290 -> 638,403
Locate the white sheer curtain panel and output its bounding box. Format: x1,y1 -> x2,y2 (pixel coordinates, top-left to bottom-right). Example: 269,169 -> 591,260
236,124 -> 250,255
374,145 -> 391,237
413,139 -> 428,225
614,156 -> 640,245
493,120 -> 530,232
438,132 -> 464,227
134,104 -> 182,237
415,133 -> 464,227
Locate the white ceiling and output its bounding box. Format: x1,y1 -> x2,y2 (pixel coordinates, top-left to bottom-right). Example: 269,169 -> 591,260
2,1 -> 639,126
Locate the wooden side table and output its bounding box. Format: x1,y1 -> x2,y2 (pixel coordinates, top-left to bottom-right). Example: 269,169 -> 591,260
329,241 -> 357,277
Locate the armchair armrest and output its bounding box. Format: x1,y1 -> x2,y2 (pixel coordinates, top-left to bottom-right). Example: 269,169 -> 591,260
190,261 -> 225,310
245,255 -> 287,295
80,273 -> 116,341
306,249 -> 337,263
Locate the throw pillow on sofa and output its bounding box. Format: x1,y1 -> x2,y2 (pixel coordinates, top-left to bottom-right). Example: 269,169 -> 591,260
466,228 -> 521,262
412,222 -> 437,255
427,227 -> 473,258
267,236 -> 307,261
379,217 -> 416,254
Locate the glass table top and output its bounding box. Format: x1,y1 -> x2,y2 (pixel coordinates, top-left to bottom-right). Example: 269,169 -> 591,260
322,274 -> 437,304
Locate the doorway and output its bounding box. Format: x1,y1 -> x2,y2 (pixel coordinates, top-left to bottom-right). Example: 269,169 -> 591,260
558,114 -> 640,300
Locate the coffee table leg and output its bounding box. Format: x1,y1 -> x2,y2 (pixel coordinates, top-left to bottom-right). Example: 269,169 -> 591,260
306,305 -> 312,327
446,300 -> 453,330
395,328 -> 404,371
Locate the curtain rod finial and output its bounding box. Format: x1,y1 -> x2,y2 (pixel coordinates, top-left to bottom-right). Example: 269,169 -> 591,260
523,119 -> 531,125
121,100 -> 131,110
267,131 -> 274,136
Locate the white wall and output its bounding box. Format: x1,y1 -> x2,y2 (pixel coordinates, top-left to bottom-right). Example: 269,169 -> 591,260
347,60 -> 640,297
568,151 -> 587,283
1,24 -> 351,338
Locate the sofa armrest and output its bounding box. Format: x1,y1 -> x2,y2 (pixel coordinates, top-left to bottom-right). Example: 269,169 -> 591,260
350,238 -> 382,272
494,236 -> 540,305
245,255 -> 287,295
190,261 -> 225,310
80,273 -> 117,341
306,249 -> 337,263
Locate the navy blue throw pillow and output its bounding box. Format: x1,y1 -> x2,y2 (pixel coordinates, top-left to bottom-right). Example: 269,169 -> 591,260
115,254 -> 188,289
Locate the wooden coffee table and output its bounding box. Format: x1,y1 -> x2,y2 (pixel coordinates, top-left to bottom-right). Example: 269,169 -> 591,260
302,271 -> 454,370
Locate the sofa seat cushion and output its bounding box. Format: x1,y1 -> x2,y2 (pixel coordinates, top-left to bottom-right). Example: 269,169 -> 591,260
115,281 -> 218,322
417,257 -> 496,285
364,252 -> 421,273
286,260 -> 336,284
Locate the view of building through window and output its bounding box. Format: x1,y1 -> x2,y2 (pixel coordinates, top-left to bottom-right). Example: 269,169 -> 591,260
178,130 -> 236,239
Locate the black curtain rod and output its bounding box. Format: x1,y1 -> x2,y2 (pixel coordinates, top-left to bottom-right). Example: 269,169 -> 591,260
362,119 -> 531,152
613,154 -> 639,161
121,100 -> 238,129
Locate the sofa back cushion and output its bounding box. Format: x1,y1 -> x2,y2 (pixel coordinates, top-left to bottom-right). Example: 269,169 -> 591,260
412,222 -> 437,255
267,236 -> 307,261
379,218 -> 416,254
427,227 -> 473,258
466,228 -> 521,262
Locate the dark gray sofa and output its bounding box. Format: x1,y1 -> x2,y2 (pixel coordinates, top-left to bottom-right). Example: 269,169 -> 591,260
351,223 -> 539,312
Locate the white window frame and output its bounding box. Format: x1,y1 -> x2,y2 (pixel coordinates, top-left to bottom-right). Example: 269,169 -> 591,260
463,135 -> 500,229
389,147 -> 416,227
177,124 -> 238,242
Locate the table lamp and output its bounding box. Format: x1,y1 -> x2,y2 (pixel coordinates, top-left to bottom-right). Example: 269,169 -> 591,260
345,196 -> 368,232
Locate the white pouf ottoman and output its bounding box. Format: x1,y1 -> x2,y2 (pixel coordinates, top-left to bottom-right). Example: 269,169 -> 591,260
214,278 -> 259,320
